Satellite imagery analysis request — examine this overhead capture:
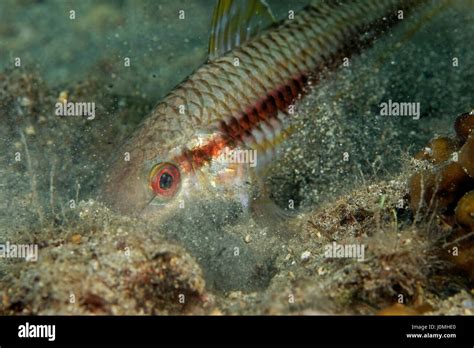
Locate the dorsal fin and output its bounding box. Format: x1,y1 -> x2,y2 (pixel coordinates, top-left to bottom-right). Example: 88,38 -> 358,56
208,0 -> 276,60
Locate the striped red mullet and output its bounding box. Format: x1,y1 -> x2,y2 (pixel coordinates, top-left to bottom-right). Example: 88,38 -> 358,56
101,0 -> 425,217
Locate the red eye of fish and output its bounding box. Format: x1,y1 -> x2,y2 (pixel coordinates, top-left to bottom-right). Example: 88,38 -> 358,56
149,163 -> 181,197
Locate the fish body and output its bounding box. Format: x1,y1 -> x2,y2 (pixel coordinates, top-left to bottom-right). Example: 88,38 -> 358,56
101,0 -> 424,221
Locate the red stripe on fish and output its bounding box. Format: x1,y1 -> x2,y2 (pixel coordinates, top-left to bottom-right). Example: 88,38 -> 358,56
173,72 -> 307,173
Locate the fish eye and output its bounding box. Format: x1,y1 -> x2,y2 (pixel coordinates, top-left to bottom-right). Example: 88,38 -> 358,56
149,163 -> 181,198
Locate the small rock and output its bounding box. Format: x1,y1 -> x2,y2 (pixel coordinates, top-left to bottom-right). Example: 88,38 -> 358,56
301,251 -> 311,261
57,91 -> 68,104
228,291 -> 242,299
71,234 -> 82,244
25,125 -> 35,135
19,96 -> 32,107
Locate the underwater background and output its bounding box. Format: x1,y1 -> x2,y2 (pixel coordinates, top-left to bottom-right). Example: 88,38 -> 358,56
0,0 -> 473,314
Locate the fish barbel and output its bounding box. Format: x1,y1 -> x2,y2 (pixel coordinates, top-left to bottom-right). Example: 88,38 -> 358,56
101,0 -> 425,221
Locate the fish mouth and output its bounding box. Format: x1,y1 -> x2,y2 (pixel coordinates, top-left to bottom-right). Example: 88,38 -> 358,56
100,157 -> 156,217
139,200 -> 172,221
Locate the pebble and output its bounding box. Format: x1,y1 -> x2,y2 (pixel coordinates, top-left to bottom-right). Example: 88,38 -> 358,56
301,251 -> 311,261
19,96 -> 32,107
25,125 -> 35,135
71,234 -> 82,244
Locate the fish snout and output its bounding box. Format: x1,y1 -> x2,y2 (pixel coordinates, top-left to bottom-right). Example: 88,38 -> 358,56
100,155 -> 154,216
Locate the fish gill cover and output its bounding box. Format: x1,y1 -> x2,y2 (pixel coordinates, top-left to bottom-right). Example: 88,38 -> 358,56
0,0 -> 472,317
